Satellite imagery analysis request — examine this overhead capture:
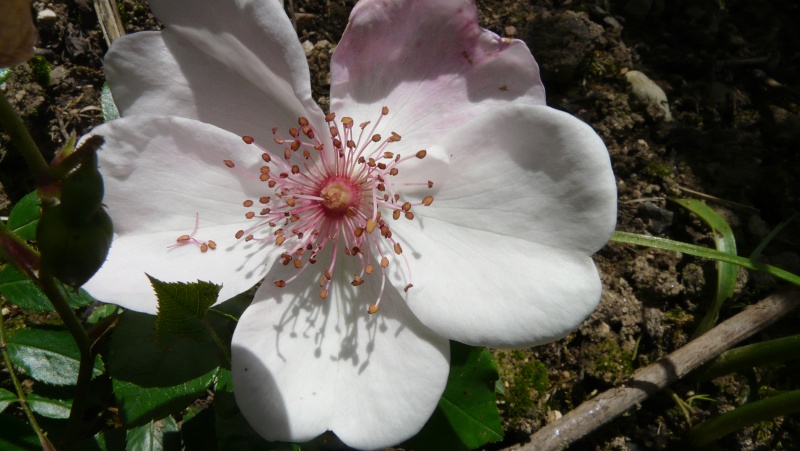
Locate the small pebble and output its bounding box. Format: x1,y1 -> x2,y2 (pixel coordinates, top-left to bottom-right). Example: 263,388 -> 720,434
625,70 -> 673,121
37,8 -> 58,25
301,40 -> 314,56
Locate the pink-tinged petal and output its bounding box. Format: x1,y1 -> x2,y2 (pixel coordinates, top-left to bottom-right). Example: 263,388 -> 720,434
105,31 -> 320,144
392,217 -> 602,348
83,115 -> 282,313
142,0 -> 322,126
399,104 -> 616,254
330,0 -> 545,152
232,249 -> 450,449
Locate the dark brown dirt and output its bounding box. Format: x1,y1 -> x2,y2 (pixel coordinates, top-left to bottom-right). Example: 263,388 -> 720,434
2,1 -> 800,450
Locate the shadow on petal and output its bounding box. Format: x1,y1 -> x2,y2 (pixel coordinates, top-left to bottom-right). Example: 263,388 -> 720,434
232,248 -> 450,446
230,345 -> 292,441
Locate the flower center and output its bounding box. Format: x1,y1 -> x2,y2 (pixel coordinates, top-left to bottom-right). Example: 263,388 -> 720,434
223,106 -> 434,314
319,177 -> 360,217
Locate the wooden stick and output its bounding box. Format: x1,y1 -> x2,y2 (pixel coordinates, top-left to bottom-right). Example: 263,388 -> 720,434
516,291 -> 800,451
93,0 -> 125,46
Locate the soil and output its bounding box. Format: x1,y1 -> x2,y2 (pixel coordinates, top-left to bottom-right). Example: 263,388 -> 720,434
2,0 -> 800,450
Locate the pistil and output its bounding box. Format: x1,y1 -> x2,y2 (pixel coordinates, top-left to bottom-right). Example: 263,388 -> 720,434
224,107 -> 434,313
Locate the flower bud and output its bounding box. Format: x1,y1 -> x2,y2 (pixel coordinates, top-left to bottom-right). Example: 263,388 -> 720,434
0,0 -> 37,67
37,205 -> 113,288
59,152 -> 105,223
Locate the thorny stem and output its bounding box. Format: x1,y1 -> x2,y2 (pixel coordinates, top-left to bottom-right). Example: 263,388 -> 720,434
0,91 -> 51,184
0,310 -> 56,450
38,269 -> 93,447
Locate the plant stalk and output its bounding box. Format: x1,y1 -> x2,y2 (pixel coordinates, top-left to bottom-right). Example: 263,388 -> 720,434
202,319 -> 232,368
38,269 -> 93,446
0,310 -> 56,450
0,221 -> 40,280
0,91 -> 51,183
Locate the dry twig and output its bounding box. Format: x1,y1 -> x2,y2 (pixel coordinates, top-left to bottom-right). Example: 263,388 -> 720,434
514,291 -> 800,451
93,0 -> 125,46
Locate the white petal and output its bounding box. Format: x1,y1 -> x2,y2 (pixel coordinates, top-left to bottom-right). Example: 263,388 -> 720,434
104,31 -> 321,144
331,0 -> 545,154
392,216 -> 603,348
145,0 -> 322,124
232,248 -> 450,449
83,115 -> 282,313
399,104 -> 617,254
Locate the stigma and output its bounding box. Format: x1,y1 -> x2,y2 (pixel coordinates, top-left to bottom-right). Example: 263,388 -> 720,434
224,106 -> 434,314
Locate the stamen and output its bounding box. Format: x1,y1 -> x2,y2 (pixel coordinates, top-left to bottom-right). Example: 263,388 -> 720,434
226,107 -> 435,313
168,213 -> 217,253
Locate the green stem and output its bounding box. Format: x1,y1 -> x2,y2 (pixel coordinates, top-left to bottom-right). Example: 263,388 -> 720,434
667,388 -> 695,426
749,212 -> 799,261
0,311 -> 56,450
695,334 -> 800,381
688,389 -> 800,446
38,269 -> 92,446
202,319 -> 231,368
208,307 -> 240,323
0,221 -> 40,280
0,91 -> 51,183
611,231 -> 800,286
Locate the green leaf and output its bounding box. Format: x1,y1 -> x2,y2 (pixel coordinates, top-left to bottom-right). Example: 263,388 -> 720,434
610,232 -> 800,286
0,413 -> 40,450
7,192 -> 40,241
89,428 -> 127,451
114,368 -> 217,428
439,342 -> 504,448
0,265 -> 96,311
406,342 -> 503,450
86,304 -> 119,325
749,212 -> 799,261
688,389 -> 800,446
148,276 -> 221,344
6,327 -> 104,385
671,199 -> 738,336
109,311 -> 220,387
26,393 -> 71,419
101,83 -> 120,122
109,311 -> 221,427
0,389 -> 17,413
125,416 -> 181,451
